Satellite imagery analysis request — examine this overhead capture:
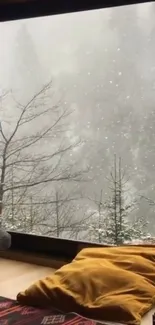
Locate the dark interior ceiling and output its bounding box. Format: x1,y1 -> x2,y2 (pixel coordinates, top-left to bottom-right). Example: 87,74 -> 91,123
0,0 -> 153,22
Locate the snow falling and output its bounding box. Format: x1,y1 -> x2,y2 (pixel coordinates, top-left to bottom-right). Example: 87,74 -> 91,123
0,2 -> 155,244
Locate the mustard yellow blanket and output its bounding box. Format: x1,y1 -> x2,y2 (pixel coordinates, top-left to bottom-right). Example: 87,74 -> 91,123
17,246 -> 155,325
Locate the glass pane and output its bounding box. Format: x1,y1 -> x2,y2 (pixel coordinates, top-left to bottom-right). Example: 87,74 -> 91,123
0,3 -> 155,245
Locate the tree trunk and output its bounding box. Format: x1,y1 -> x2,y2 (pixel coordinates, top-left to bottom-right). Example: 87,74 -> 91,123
30,196 -> 33,232
11,166 -> 14,225
56,191 -> 60,238
0,146 -> 7,222
98,189 -> 103,243
114,154 -> 118,245
119,157 -> 122,233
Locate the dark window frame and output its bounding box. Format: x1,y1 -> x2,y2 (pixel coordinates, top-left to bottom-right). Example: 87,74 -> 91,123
8,231 -> 103,261
0,0 -> 153,260
0,0 -> 153,22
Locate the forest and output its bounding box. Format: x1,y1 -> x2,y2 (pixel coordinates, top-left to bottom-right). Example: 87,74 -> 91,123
0,2 -> 155,244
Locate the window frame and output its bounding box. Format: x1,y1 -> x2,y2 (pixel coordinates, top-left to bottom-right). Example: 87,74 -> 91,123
8,231 -> 103,261
0,0 -> 152,260
0,0 -> 152,22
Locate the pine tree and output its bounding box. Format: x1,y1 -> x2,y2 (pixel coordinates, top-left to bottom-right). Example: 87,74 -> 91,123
88,155 -> 149,245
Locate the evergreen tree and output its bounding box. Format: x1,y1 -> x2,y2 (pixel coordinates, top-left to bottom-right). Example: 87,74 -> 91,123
88,155 -> 149,245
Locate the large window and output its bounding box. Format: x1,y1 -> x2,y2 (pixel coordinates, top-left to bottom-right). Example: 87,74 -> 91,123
0,2 -> 155,246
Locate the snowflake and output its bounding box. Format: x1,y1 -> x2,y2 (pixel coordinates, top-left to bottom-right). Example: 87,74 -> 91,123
124,133 -> 130,139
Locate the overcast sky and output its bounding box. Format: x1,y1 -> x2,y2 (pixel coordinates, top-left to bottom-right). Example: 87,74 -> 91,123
1,2 -> 155,233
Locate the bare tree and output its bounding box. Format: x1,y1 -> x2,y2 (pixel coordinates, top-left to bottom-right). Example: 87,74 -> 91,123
34,187 -> 93,238
86,190 -> 104,243
0,83 -> 87,231
140,195 -> 155,206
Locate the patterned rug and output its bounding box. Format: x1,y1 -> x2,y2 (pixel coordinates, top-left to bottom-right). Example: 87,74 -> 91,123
0,296 -> 103,325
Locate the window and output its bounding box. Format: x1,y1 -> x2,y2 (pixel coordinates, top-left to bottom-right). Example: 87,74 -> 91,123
0,2 -> 154,247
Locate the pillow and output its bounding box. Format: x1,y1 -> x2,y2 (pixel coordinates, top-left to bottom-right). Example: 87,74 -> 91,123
17,246 -> 155,325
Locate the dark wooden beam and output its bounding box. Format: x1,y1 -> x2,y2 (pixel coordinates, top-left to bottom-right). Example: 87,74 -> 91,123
0,0 -> 153,22
8,231 -> 103,261
5,232 -> 155,263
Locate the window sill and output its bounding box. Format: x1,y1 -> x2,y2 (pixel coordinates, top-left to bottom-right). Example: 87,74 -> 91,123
0,231 -> 102,267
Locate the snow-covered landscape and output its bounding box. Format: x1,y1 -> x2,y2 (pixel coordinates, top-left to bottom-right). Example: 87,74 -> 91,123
0,2 -> 155,244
